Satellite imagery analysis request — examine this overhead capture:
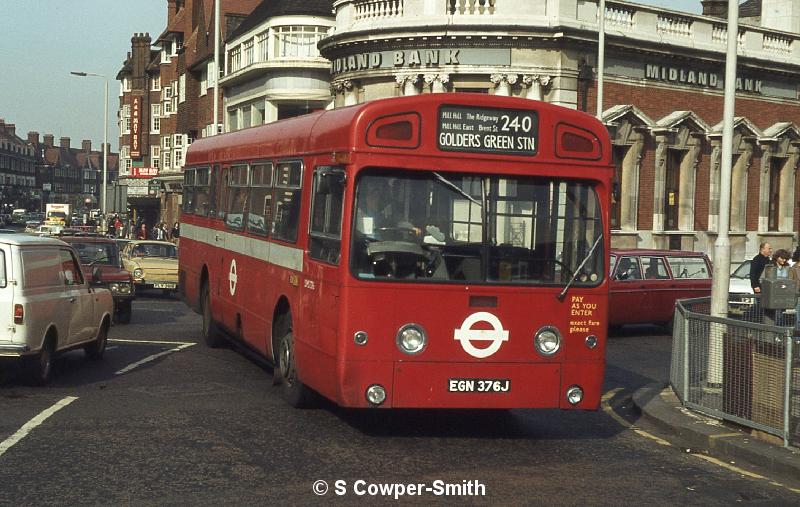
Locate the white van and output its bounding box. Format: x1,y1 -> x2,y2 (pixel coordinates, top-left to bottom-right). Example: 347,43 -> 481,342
0,235 -> 114,384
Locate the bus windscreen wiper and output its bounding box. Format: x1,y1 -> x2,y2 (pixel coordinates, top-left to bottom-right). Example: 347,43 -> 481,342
557,233 -> 603,302
432,171 -> 482,207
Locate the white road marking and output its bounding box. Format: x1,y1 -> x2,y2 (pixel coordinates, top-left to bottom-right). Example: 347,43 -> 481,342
115,343 -> 196,375
109,338 -> 195,346
0,396 -> 78,458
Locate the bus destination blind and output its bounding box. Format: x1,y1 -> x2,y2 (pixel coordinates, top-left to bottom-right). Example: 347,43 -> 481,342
438,106 -> 538,156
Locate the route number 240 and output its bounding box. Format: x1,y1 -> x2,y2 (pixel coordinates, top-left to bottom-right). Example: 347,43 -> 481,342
499,114 -> 533,133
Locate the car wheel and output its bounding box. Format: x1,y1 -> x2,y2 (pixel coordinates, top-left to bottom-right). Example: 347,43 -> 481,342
26,337 -> 55,386
85,321 -> 109,360
115,301 -> 132,324
274,330 -> 313,408
202,283 -> 225,348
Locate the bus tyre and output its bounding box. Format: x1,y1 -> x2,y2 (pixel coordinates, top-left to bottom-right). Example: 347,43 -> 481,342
85,321 -> 109,360
202,284 -> 224,348
26,337 -> 55,386
275,331 -> 313,408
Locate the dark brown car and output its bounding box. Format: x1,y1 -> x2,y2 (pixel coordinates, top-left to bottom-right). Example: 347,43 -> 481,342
59,236 -> 135,324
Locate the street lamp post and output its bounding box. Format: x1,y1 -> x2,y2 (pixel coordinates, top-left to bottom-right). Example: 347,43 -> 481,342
70,71 -> 108,217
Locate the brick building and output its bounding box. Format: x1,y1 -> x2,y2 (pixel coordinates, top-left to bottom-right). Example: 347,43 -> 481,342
26,132 -> 118,214
0,119 -> 37,212
117,0 -> 261,229
319,0 -> 800,261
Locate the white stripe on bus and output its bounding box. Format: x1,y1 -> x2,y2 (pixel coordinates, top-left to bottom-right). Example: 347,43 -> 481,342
181,223 -> 303,272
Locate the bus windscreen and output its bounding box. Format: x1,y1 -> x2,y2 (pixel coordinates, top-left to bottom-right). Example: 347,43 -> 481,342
352,169 -> 604,285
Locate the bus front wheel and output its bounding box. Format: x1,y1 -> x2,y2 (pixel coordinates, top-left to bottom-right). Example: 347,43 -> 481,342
202,283 -> 225,348
276,330 -> 313,408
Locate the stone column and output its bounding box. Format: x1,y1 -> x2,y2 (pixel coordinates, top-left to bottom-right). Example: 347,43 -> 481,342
758,149 -> 772,232
396,73 -> 421,95
652,136 -> 669,233
730,144 -> 753,232
678,141 -> 702,232
522,74 -> 551,101
424,73 -> 449,93
707,141 -> 722,232
620,139 -> 644,231
490,73 -> 518,96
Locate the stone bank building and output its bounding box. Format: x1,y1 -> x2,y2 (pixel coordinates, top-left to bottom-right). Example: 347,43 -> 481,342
319,0 -> 800,260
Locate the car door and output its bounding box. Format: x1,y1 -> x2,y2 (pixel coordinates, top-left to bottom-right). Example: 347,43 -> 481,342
640,255 -> 672,322
609,255 -> 647,325
61,248 -> 94,344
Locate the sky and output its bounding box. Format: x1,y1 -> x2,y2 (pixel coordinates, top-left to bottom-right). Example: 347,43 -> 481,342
0,0 -> 704,151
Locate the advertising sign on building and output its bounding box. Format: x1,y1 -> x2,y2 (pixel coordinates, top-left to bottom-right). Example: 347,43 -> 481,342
131,96 -> 141,158
130,167 -> 159,178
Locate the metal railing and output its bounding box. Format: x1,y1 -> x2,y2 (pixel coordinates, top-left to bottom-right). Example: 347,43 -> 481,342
672,295 -> 800,448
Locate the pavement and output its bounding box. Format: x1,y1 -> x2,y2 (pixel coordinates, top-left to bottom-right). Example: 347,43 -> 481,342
633,383 -> 800,481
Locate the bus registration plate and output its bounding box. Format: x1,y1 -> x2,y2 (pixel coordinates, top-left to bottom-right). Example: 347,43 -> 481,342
448,378 -> 510,393
154,282 -> 176,289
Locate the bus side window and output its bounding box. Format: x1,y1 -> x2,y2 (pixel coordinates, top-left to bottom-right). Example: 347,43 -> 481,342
209,164 -> 220,218
194,167 -> 210,216
182,168 -> 196,215
272,160 -> 303,243
309,166 -> 345,264
217,167 -> 229,220
225,164 -> 249,231
247,162 -> 273,236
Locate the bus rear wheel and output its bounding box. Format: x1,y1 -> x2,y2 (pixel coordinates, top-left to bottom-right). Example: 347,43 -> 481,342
202,283 -> 224,348
276,330 -> 313,408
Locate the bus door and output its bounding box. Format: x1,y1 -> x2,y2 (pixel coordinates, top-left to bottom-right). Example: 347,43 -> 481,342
304,166 -> 345,356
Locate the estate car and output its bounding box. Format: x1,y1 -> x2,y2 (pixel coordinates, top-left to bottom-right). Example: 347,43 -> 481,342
609,248 -> 712,330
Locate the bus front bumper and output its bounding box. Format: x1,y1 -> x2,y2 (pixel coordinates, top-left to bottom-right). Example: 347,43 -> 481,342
338,360 -> 603,410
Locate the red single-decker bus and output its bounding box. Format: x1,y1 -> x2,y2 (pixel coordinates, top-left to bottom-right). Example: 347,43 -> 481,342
179,94 -> 612,409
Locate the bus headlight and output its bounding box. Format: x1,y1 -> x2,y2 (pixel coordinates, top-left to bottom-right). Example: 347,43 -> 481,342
566,385 -> 584,405
396,323 -> 427,355
133,268 -> 143,279
534,326 -> 561,357
366,384 -> 386,406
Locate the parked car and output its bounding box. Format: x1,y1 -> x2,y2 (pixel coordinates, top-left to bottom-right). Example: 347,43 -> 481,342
0,235 -> 114,384
32,224 -> 63,236
609,249 -> 712,330
121,240 -> 179,295
59,236 -> 135,324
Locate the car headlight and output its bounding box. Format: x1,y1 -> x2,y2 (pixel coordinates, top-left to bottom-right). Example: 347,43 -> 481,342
396,323 -> 428,355
109,282 -> 131,294
534,326 -> 562,357
133,268 -> 143,278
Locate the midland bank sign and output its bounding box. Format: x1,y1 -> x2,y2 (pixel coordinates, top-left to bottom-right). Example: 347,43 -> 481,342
645,64 -> 763,94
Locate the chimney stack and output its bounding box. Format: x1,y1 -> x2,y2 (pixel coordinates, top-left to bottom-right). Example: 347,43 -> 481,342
44,134 -> 54,147
60,137 -> 71,149
6,124 -> 15,137
82,139 -> 92,152
28,131 -> 39,145
701,0 -> 727,18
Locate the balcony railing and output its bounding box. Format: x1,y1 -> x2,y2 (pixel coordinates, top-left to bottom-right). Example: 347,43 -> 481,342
331,0 -> 800,64
355,0 -> 404,20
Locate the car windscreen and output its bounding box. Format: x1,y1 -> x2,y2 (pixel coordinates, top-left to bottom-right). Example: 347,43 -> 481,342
731,260 -> 750,279
133,243 -> 178,258
72,242 -> 120,266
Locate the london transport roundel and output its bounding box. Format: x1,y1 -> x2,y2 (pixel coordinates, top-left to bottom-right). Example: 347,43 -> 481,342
453,312 -> 509,358
229,259 -> 238,296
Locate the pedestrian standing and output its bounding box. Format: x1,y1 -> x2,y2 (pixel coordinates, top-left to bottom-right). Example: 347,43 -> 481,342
773,249 -> 791,278
171,221 -> 180,242
750,242 -> 772,294
114,216 -> 123,238
137,223 -> 148,240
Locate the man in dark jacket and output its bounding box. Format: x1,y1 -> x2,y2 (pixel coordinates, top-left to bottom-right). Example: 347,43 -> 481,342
750,242 -> 772,293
